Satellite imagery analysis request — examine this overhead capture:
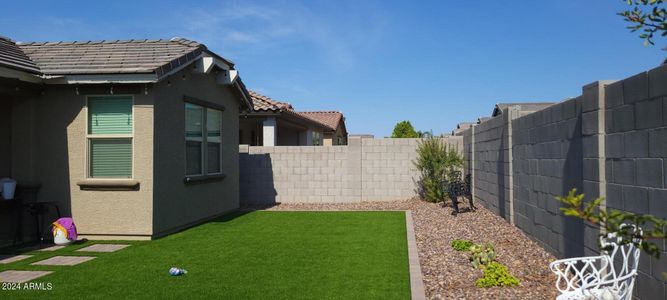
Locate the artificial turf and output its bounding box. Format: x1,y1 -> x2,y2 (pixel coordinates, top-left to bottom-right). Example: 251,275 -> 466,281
0,211 -> 410,299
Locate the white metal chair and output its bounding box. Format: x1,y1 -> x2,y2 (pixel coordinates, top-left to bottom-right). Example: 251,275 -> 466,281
549,224 -> 641,300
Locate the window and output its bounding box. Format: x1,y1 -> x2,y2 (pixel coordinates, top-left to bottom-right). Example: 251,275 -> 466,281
312,131 -> 322,146
185,102 -> 223,176
87,96 -> 133,178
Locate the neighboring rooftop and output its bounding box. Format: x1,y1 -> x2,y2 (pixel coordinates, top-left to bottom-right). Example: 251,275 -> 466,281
478,116 -> 492,123
456,122 -> 473,130
15,37 -> 227,78
0,36 -> 40,74
297,111 -> 344,131
248,90 -> 293,112
451,122 -> 474,136
492,102 -> 555,117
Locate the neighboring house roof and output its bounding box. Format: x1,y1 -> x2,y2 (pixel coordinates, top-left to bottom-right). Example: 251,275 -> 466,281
456,122 -> 473,130
245,90 -> 343,132
0,36 -> 40,74
477,117 -> 492,123
451,122 -> 474,136
17,38 -> 217,78
249,90 -> 293,111
492,102 -> 555,117
297,111 -> 344,131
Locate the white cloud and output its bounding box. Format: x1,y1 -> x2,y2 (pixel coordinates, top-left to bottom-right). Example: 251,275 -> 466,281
179,0 -> 388,70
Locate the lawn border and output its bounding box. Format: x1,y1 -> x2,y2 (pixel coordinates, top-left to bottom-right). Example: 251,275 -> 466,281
405,210 -> 426,300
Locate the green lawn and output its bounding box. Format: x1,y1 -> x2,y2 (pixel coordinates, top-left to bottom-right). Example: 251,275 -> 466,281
0,211 -> 410,299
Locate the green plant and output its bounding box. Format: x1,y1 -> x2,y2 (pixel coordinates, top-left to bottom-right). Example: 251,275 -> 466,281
475,262 -> 520,288
555,188 -> 667,258
619,0 -> 667,49
413,136 -> 463,202
451,239 -> 474,251
469,243 -> 496,269
391,120 -> 419,138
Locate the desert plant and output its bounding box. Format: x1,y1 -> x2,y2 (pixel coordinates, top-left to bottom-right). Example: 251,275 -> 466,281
469,243 -> 496,269
475,262 -> 520,288
451,239 -> 474,251
555,188 -> 667,258
413,136 -> 463,202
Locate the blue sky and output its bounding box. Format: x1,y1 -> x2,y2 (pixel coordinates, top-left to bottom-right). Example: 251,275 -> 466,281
2,1 -> 665,137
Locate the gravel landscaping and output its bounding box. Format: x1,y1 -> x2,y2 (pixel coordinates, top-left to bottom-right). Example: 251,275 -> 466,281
248,199 -> 558,299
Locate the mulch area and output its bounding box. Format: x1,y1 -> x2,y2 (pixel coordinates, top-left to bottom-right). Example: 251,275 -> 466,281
247,198 -> 558,299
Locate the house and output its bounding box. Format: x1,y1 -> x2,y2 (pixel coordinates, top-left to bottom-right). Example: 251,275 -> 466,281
0,36 -> 252,240
491,102 -> 555,117
451,122 -> 474,136
239,90 -> 348,146
297,111 -> 347,146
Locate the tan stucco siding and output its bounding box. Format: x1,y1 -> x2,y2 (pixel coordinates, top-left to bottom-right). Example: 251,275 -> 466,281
323,124 -> 347,146
11,85 -> 154,237
152,69 -> 240,237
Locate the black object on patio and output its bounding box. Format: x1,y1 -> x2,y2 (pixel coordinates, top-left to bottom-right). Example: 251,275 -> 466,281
447,171 -> 476,216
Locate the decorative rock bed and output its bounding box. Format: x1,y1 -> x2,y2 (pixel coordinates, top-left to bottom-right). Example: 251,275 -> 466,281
249,199 -> 557,299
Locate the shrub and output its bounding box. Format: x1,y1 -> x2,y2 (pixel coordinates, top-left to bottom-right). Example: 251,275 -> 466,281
475,262 -> 520,288
413,136 -> 463,202
451,239 -> 474,251
469,243 -> 496,269
555,188 -> 667,258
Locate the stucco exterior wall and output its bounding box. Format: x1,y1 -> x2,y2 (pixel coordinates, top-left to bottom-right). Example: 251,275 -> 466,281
151,68 -> 240,237
323,123 -> 347,146
10,84 -> 154,239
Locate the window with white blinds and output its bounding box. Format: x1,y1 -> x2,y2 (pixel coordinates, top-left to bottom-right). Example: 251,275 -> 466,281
87,96 -> 133,178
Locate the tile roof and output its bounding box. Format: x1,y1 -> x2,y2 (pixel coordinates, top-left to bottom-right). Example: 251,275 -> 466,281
16,38 -> 213,77
297,111 -> 343,131
0,36 -> 40,74
247,90 -> 344,131
248,90 -> 293,111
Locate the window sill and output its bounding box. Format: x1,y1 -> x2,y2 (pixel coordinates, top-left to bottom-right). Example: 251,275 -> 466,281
184,173 -> 226,185
77,179 -> 140,191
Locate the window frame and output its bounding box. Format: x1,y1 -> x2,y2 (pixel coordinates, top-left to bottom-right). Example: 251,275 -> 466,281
184,96 -> 225,180
85,95 -> 135,179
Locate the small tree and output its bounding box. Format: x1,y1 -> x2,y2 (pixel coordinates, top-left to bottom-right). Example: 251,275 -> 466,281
556,189 -> 667,258
391,121 -> 419,138
619,0 -> 667,49
413,136 -> 463,202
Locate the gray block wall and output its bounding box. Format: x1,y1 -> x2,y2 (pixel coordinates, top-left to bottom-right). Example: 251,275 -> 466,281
239,137 -> 462,205
603,67 -> 667,299
459,64 -> 667,299
470,113 -> 511,220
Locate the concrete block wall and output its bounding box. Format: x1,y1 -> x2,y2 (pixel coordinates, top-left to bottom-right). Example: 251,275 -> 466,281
470,113 -> 511,219
239,145 -> 351,204
459,64 -> 667,299
511,97 -> 594,258
240,137 -> 463,205
603,65 -> 667,299
361,138 -> 420,201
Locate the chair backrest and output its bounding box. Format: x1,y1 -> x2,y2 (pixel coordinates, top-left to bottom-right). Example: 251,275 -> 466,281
597,224 -> 642,299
